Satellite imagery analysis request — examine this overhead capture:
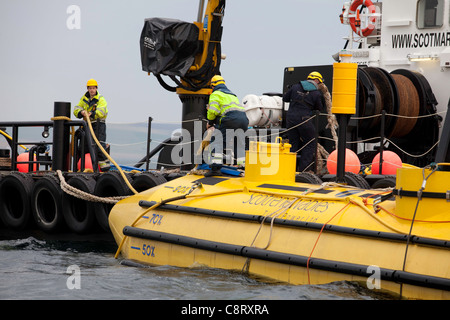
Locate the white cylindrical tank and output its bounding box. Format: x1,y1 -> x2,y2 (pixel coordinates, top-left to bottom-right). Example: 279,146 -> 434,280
242,94 -> 283,127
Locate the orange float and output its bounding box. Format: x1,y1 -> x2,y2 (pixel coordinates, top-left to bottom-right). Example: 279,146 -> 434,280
371,151 -> 402,175
17,152 -> 37,172
326,148 -> 361,174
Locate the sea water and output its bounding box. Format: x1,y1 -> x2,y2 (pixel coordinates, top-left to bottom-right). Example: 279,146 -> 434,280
0,236 -> 386,301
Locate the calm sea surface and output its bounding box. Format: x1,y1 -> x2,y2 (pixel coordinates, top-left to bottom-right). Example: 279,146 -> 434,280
0,122 -> 389,302
0,234 -> 387,301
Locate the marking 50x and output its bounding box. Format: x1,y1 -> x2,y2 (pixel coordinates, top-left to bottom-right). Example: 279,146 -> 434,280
131,244 -> 156,257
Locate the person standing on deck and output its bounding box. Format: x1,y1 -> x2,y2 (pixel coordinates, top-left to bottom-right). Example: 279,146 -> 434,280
207,75 -> 249,167
283,72 -> 325,172
74,79 -> 109,169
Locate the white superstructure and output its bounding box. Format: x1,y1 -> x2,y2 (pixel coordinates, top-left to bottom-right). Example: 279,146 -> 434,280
341,0 -> 450,119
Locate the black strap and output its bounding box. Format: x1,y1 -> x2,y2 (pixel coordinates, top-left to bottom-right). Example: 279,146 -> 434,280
394,188 -> 450,200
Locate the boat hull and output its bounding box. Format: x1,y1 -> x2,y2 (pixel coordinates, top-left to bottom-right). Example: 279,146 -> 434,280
109,172 -> 450,300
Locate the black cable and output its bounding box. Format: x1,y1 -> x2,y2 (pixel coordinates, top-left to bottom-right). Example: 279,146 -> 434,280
399,166 -> 437,297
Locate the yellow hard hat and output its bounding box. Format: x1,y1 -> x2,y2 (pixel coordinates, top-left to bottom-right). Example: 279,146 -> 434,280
307,72 -> 324,83
211,75 -> 225,87
86,79 -> 98,87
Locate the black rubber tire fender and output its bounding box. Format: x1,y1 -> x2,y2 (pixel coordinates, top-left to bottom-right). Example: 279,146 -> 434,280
0,172 -> 34,230
31,174 -> 65,233
371,176 -> 396,189
131,171 -> 167,192
94,171 -> 133,231
343,172 -> 371,189
62,174 -> 97,234
295,172 -> 323,185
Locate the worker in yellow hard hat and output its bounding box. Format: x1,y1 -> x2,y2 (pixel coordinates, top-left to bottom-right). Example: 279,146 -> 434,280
74,79 -> 110,169
283,71 -> 325,172
307,71 -> 324,84
207,75 -> 249,168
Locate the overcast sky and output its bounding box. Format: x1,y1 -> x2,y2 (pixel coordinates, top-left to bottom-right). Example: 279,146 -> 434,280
0,1 -> 347,124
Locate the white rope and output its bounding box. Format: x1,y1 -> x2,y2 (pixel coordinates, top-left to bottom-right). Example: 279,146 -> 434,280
385,138 -> 440,158
56,170 -> 128,204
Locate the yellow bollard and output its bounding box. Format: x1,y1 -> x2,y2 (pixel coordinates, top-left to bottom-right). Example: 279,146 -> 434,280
331,56 -> 358,115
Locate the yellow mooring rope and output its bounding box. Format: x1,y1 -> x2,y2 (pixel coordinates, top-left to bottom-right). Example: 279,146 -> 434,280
83,115 -> 138,195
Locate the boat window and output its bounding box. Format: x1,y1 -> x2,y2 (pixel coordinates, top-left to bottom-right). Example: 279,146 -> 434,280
416,0 -> 444,28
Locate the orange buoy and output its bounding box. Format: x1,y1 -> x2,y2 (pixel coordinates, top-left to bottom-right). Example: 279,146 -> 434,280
77,153 -> 94,171
372,151 -> 402,175
17,153 -> 37,172
327,148 -> 360,174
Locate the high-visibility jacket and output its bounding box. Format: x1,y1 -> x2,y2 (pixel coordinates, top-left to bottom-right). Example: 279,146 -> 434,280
207,85 -> 245,124
74,92 -> 108,121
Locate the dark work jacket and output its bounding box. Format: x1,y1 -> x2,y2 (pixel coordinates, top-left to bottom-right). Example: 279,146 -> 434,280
283,81 -> 324,119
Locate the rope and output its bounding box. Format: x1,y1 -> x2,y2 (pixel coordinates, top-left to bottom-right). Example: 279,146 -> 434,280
260,107 -> 279,127
307,201 -> 351,284
247,115 -> 316,140
346,136 -> 382,144
51,116 -> 71,121
317,82 -> 338,148
348,110 -> 446,121
299,181 -> 354,195
114,201 -> 164,259
114,182 -> 203,259
252,198 -> 299,250
348,197 -> 406,234
83,115 -> 139,195
56,170 -> 127,204
251,184 -> 407,235
316,143 -> 329,173
114,184 -> 245,259
385,138 -> 440,158
242,197 -> 300,273
51,114 -> 139,195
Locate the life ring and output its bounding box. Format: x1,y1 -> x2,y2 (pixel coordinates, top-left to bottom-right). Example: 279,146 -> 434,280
31,174 -> 65,233
94,171 -> 133,231
62,174 -> 97,234
349,0 -> 377,37
0,172 -> 34,230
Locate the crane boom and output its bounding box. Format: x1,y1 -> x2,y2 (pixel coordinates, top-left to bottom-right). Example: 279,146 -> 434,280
140,0 -> 226,169
140,0 -> 225,94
